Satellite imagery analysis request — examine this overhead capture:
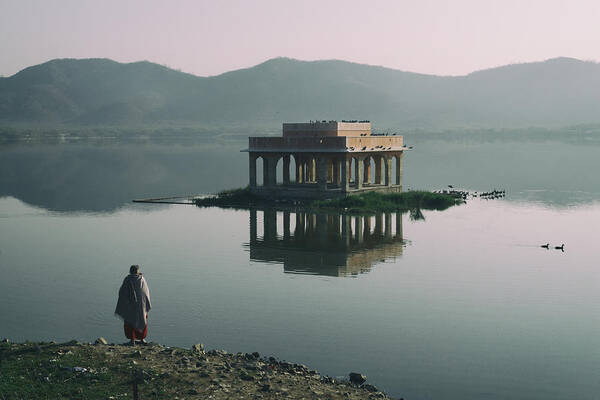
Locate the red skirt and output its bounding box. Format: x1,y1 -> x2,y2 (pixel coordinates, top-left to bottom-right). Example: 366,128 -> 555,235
124,323 -> 147,340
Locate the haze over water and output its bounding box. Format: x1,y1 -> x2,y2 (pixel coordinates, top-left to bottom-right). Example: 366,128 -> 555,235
1,132 -> 599,400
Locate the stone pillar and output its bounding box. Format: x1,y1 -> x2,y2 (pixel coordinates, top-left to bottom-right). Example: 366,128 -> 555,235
264,209 -> 277,242
249,209 -> 257,243
364,159 -> 371,185
307,213 -> 316,233
356,158 -> 364,189
302,161 -> 308,183
341,214 -> 350,248
355,216 -> 364,244
327,159 -> 334,183
396,153 -> 403,188
305,160 -> 310,182
385,213 -> 392,239
341,157 -> 350,193
249,154 -> 257,188
364,216 -> 371,239
271,156 -> 279,186
375,213 -> 383,236
283,211 -> 291,240
395,212 -> 403,238
375,156 -> 382,184
283,155 -> 290,185
296,212 -> 305,236
317,157 -> 328,191
385,156 -> 392,186
333,160 -> 340,185
311,158 -> 317,182
317,213 -> 327,244
332,214 -> 341,236
262,156 -> 270,187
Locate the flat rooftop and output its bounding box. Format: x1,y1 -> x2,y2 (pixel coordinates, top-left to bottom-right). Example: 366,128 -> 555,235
246,121 -> 407,153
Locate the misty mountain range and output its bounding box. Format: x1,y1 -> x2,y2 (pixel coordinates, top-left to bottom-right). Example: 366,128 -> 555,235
1,56 -> 599,129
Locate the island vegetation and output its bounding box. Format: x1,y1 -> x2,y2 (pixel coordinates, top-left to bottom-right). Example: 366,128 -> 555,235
195,187 -> 463,213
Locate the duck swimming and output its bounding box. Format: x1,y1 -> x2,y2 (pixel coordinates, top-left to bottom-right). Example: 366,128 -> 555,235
541,243 -> 550,249
554,244 -> 565,251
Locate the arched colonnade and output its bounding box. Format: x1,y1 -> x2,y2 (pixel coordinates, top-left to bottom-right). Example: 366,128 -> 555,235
249,152 -> 403,192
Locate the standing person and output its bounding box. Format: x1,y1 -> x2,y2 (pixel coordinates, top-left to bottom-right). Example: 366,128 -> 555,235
115,265 -> 151,345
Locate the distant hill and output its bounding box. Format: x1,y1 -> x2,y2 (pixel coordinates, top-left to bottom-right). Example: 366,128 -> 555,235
1,57 -> 600,129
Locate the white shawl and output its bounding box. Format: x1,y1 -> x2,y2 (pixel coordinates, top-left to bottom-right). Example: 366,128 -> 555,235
115,273 -> 151,331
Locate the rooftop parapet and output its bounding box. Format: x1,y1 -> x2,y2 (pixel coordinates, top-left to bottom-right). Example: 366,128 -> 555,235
248,135 -> 403,153
283,121 -> 371,138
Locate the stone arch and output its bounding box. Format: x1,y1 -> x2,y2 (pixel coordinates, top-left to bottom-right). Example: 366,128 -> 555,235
256,155 -> 265,186
275,155 -> 283,184
289,154 -> 298,183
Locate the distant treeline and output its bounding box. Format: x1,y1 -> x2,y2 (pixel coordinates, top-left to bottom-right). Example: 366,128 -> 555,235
2,123 -> 600,146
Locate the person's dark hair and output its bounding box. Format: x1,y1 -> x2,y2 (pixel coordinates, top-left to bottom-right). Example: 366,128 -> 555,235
130,264 -> 140,274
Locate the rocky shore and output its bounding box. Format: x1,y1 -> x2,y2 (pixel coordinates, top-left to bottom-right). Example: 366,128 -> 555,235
0,338 -> 396,399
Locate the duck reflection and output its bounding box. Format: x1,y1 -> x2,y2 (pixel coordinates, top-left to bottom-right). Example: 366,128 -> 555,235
248,209 -> 403,277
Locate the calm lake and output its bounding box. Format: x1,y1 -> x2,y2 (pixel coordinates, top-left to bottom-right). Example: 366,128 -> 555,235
1,132 -> 599,400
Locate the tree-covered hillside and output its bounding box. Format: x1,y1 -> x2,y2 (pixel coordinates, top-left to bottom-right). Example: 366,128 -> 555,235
1,57 -> 599,129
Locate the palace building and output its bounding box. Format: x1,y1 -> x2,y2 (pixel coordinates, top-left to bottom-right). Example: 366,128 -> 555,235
245,121 -> 406,199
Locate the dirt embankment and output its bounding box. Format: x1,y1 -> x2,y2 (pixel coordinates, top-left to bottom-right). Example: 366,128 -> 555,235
0,339 -> 396,399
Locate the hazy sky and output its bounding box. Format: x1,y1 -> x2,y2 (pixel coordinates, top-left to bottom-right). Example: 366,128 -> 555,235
1,0 -> 599,77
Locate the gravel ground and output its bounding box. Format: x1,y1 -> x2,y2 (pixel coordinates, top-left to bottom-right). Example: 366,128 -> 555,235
0,339 -> 396,399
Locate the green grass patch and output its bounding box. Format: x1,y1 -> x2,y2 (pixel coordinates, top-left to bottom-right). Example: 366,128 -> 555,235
195,187 -> 462,214
195,187 -> 264,208
313,190 -> 463,213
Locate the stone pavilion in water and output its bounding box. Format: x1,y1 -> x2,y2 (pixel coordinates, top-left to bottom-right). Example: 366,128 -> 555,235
246,121 -> 406,199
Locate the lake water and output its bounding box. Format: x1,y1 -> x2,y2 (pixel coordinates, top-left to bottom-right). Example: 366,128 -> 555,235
1,133 -> 599,400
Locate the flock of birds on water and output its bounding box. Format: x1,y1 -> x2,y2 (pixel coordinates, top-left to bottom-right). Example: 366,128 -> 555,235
541,243 -> 565,251
435,185 -> 566,252
434,186 -> 506,201
344,145 -> 413,151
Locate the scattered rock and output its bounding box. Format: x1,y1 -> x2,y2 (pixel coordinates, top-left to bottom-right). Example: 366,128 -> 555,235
130,350 -> 142,358
260,383 -> 272,392
363,383 -> 378,392
191,343 -> 204,353
95,337 -> 108,345
2,340 -> 394,399
349,372 -> 367,385
240,371 -> 254,381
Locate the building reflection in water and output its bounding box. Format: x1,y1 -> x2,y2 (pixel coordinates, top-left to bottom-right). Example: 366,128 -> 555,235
247,209 -> 403,277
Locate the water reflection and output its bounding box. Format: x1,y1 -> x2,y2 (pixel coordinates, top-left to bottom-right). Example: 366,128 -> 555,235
0,142 -> 247,212
2,132 -> 600,213
248,209 -> 403,276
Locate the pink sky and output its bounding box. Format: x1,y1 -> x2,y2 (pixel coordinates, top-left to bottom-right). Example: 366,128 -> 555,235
1,0 -> 599,77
